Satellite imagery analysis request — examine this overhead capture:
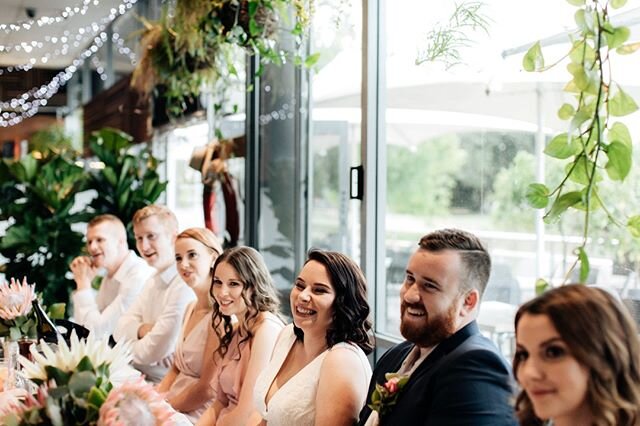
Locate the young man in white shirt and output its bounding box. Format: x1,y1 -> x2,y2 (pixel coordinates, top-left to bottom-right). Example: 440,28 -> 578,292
71,214 -> 154,339
113,205 -> 196,383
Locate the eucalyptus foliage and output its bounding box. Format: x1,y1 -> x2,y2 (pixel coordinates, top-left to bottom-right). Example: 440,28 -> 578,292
523,0 -> 640,285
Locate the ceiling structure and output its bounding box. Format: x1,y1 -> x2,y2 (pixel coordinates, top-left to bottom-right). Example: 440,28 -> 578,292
0,0 -> 141,70
0,0 -> 146,127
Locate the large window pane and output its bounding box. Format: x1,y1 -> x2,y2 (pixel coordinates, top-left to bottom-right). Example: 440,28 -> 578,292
309,1 -> 362,258
380,0 -> 640,357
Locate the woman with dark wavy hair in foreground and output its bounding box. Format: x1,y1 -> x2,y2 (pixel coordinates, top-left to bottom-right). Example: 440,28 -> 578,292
514,284 -> 640,426
249,248 -> 374,426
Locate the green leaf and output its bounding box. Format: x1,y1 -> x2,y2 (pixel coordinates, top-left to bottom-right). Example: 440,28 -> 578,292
69,371 -> 97,398
0,225 -> 32,249
567,156 -> 600,186
569,40 -> 595,64
605,141 -> 632,181
304,52 -> 321,68
9,326 -> 21,340
609,87 -> 639,116
566,0 -> 585,4
544,133 -> 580,159
76,355 -> 95,373
249,18 -> 262,37
611,0 -> 627,8
47,303 -> 66,320
577,247 -> 590,283
574,9 -> 589,33
526,183 -> 550,208
45,365 -> 72,386
567,63 -> 589,90
608,122 -> 632,149
87,386 -> 108,407
558,103 -> 575,120
617,42 -> 640,55
606,26 -> 630,50
523,41 -> 544,72
20,155 -> 38,181
535,278 -> 550,295
248,1 -> 258,17
102,167 -> 118,187
627,216 -> 640,238
544,191 -> 583,224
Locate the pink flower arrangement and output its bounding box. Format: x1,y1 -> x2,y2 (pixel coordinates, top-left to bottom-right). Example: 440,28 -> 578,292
0,277 -> 35,321
98,377 -> 175,426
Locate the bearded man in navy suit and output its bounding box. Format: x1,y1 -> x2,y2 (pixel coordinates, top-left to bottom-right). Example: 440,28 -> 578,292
359,229 -> 517,426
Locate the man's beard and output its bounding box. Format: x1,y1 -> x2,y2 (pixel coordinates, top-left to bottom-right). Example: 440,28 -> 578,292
400,298 -> 458,348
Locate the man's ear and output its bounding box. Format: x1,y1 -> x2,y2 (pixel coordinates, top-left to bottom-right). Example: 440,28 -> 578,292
461,289 -> 479,315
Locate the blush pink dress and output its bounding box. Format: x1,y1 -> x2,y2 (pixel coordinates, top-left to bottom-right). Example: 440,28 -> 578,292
165,303 -> 212,422
210,312 -> 283,423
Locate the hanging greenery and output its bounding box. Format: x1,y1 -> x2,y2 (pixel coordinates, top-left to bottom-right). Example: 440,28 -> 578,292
131,0 -> 317,122
522,0 -> 640,288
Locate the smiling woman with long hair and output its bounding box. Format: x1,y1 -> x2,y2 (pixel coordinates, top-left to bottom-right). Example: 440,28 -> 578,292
156,227 -> 223,422
195,246 -> 283,426
248,248 -> 373,426
514,284 -> 640,426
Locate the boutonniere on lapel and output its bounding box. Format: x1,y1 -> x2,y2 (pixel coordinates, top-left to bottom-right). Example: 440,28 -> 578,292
368,373 -> 410,415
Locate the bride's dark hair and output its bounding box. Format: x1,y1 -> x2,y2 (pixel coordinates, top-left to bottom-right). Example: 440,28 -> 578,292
293,249 -> 374,354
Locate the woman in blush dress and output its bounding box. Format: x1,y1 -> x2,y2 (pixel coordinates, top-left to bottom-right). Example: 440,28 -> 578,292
156,228 -> 223,422
249,249 -> 374,426
195,246 -> 284,426
514,284 -> 640,426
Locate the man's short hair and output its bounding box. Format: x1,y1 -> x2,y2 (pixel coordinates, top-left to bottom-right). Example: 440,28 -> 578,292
87,214 -> 127,242
418,228 -> 491,297
132,205 -> 178,235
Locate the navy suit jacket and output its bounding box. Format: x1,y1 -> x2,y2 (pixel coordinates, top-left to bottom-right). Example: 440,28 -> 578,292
358,321 -> 517,426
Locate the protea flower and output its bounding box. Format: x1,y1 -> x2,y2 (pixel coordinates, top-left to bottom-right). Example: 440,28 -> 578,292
19,330 -> 132,383
98,378 -> 174,426
0,277 -> 35,321
0,388 -> 28,419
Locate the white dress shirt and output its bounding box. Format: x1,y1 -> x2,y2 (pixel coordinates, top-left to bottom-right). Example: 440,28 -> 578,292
72,250 -> 154,339
113,264 -> 196,382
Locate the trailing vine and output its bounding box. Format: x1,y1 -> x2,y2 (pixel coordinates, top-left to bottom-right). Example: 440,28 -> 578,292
523,0 -> 640,288
131,0 -> 317,125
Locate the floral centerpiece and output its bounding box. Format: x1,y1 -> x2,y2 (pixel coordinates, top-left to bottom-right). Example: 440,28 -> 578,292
0,278 -> 37,341
0,332 -> 174,425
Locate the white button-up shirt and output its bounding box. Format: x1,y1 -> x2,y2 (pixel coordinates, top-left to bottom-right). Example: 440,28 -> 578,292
72,250 -> 154,339
113,264 -> 196,382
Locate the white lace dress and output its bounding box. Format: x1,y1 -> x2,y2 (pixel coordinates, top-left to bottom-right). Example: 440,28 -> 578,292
253,324 -> 371,426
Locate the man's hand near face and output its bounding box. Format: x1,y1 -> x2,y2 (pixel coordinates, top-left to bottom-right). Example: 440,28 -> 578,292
70,256 -> 99,291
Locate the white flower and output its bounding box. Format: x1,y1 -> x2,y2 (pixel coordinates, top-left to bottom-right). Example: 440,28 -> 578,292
19,331 -> 132,382
0,277 -> 35,321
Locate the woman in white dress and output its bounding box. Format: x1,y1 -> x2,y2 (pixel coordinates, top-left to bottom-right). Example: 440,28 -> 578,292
250,249 -> 374,426
156,228 -> 223,422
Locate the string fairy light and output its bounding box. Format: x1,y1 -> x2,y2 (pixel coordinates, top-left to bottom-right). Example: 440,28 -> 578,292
0,0 -> 99,35
91,56 -> 108,81
0,31 -> 136,76
0,0 -> 139,127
